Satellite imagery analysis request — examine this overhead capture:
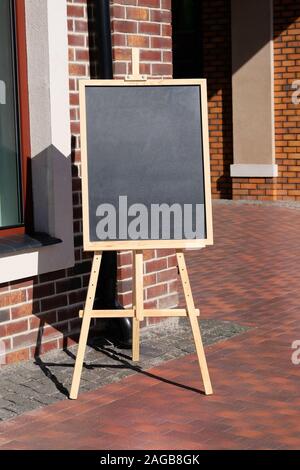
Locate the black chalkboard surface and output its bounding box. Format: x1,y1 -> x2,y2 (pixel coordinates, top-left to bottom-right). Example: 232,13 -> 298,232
80,79 -> 213,251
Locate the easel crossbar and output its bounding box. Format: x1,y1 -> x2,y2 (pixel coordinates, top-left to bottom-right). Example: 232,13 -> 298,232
78,308 -> 200,318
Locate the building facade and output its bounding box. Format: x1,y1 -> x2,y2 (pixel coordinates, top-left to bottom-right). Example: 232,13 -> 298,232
0,0 -> 299,364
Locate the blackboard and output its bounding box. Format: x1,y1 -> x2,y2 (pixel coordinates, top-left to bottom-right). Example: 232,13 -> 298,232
80,79 -> 213,251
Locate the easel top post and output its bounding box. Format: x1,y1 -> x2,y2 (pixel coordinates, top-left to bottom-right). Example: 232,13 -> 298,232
126,48 -> 147,82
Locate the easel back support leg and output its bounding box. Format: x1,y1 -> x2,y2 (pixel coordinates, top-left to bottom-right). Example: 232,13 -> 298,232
132,250 -> 143,361
132,318 -> 140,362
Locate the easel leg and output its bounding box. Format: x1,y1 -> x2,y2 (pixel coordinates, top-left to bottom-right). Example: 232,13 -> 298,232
132,250 -> 143,362
69,252 -> 102,399
132,318 -> 140,362
69,313 -> 92,400
176,250 -> 213,395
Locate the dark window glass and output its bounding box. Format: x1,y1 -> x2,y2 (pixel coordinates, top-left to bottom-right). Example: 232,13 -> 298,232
0,0 -> 23,229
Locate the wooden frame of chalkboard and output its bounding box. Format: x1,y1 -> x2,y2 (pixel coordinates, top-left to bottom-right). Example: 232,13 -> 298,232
79,79 -> 213,251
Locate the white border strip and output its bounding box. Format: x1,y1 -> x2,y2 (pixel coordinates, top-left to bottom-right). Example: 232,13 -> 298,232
230,164 -> 278,178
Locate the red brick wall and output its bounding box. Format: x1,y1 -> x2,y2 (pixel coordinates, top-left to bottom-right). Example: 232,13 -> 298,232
0,270 -> 83,364
111,0 -> 172,78
232,0 -> 300,201
273,0 -> 300,201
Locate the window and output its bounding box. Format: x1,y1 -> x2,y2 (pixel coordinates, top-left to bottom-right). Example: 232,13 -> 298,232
0,0 -> 75,283
0,0 -> 31,236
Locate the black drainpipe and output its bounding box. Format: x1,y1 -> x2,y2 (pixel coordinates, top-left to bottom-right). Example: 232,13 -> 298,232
93,0 -> 113,79
92,0 -> 132,347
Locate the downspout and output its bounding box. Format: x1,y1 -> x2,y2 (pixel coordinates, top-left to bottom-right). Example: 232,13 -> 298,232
93,0 -> 113,79
93,0 -> 132,347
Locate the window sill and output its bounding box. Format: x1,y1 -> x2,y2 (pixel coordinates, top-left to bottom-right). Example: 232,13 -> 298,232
0,231 -> 73,284
0,232 -> 62,257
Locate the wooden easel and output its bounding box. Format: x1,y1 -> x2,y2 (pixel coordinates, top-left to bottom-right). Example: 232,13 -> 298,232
69,50 -> 213,400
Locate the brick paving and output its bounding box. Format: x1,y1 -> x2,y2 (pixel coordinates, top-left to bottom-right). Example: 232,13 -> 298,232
0,317 -> 244,421
0,201 -> 300,449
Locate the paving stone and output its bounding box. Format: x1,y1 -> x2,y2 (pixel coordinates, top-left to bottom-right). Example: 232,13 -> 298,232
0,409 -> 17,421
0,317 -> 245,421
